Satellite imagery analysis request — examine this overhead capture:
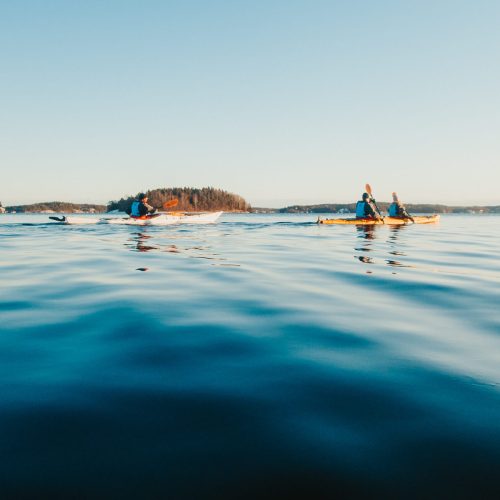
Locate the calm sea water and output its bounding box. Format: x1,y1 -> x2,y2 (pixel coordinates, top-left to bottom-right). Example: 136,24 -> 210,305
1,213 -> 499,498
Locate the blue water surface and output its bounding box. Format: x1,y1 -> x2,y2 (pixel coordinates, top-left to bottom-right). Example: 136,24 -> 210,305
1,213 -> 499,498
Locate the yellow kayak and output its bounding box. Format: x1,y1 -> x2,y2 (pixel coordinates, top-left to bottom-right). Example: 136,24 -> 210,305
317,215 -> 440,225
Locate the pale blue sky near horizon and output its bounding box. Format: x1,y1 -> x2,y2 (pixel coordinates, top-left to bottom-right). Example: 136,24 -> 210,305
1,0 -> 499,207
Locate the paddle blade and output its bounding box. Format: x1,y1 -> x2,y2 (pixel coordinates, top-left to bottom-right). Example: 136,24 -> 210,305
162,198 -> 178,209
365,183 -> 372,196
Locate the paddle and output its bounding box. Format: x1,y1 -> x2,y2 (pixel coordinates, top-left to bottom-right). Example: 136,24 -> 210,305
162,198 -> 178,209
365,183 -> 384,223
158,198 -> 183,216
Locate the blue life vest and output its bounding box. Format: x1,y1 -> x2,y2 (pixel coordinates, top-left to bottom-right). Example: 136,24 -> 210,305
356,201 -> 367,217
388,202 -> 399,217
130,201 -> 141,217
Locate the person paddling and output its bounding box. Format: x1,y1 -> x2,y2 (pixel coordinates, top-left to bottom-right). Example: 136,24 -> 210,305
388,192 -> 414,222
129,193 -> 157,218
355,192 -> 382,220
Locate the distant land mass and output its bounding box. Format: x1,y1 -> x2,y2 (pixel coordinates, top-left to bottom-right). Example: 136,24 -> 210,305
253,203 -> 500,214
2,187 -> 250,214
2,196 -> 499,215
4,202 -> 107,213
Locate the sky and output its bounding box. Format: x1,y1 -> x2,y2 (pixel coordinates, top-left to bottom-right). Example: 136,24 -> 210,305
1,0 -> 499,207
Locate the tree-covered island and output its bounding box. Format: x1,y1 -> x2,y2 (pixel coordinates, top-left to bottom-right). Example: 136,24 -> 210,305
107,187 -> 251,212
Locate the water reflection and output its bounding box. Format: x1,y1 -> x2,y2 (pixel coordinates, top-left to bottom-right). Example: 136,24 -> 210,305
126,233 -> 159,253
356,225 -> 376,240
163,244 -> 180,253
386,226 -> 412,268
354,226 -> 375,264
124,231 -> 239,266
354,225 -> 413,269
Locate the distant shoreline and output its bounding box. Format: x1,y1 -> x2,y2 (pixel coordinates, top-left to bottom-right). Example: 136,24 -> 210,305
253,203 -> 500,214
2,202 -> 499,215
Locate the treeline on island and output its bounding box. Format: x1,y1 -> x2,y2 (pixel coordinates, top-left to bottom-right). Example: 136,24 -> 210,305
4,202 -> 107,213
2,187 -> 250,213
108,187 -> 251,213
253,203 -> 500,214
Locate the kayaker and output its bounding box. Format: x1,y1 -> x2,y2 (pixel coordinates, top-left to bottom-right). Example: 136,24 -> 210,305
388,192 -> 414,221
128,193 -> 156,218
355,192 -> 381,219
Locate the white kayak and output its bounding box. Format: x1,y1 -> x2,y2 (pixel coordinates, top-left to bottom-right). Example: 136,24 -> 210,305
49,211 -> 223,225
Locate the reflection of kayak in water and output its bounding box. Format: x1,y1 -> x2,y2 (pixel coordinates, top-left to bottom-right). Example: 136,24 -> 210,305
317,215 -> 440,225
49,211 -> 223,225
